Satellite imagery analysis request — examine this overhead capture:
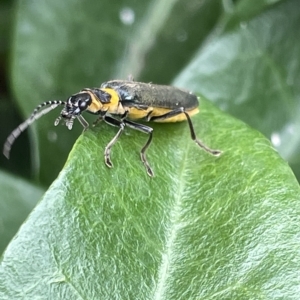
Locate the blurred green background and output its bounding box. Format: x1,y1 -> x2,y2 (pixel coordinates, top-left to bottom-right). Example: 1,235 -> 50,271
0,0 -> 299,265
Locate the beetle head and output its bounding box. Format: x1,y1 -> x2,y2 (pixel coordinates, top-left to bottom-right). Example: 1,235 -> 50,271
56,92 -> 92,129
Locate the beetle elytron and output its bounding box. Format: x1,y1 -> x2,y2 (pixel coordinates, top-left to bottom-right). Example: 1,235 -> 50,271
3,80 -> 221,176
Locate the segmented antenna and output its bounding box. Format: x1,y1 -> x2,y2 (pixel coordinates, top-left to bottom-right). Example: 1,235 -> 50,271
3,100 -> 66,159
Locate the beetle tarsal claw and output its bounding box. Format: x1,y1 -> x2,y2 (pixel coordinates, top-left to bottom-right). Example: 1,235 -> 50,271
146,166 -> 154,177
105,156 -> 113,168
212,149 -> 222,156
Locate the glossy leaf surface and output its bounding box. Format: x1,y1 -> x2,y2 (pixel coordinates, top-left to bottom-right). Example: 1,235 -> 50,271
1,100 -> 299,299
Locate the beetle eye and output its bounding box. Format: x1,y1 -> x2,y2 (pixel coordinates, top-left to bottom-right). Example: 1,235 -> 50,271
79,101 -> 87,109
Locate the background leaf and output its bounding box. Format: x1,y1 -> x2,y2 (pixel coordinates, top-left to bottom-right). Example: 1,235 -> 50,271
0,171 -> 44,254
175,0 -> 300,176
1,100 -> 299,299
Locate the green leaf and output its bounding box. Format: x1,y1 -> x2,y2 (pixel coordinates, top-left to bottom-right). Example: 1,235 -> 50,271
1,100 -> 299,299
221,0 -> 284,30
0,171 -> 44,254
137,0 -> 224,83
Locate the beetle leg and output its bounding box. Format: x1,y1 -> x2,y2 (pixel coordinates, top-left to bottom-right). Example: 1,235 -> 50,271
149,107 -> 221,156
120,110 -> 129,120
123,119 -> 154,177
102,116 -> 125,168
77,115 -> 89,131
102,115 -> 154,176
92,110 -> 107,127
92,117 -> 102,127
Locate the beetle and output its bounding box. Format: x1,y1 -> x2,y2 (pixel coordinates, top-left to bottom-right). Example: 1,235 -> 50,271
3,80 -> 221,176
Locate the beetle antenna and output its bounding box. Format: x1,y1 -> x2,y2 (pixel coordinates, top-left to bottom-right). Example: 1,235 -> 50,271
3,100 -> 66,159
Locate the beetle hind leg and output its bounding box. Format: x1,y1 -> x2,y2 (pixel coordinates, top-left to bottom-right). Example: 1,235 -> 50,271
183,111 -> 221,156
140,131 -> 154,177
149,107 -> 221,156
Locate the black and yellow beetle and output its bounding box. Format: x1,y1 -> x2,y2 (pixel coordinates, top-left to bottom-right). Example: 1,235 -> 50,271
3,80 -> 221,176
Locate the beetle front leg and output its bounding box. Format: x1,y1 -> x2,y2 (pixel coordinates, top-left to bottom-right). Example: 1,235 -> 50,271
77,115 -> 89,131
